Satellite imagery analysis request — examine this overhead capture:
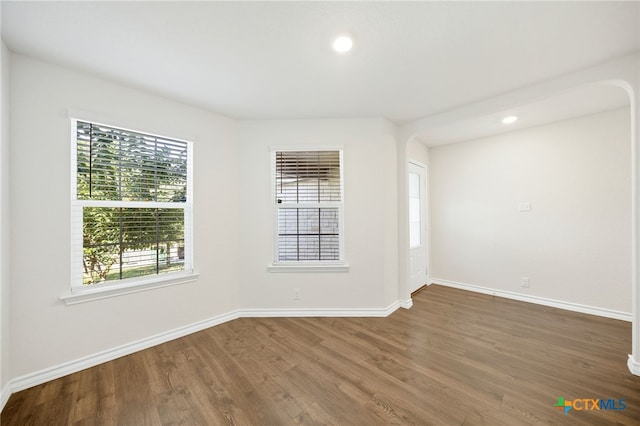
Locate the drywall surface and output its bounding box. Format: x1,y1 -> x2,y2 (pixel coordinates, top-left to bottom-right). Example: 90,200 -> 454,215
238,118 -> 399,310
9,54 -> 239,378
407,138 -> 429,166
1,40 -> 11,397
430,108 -> 632,313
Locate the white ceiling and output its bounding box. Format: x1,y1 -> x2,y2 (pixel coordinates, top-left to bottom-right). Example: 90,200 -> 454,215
417,83 -> 632,146
2,1 -> 639,142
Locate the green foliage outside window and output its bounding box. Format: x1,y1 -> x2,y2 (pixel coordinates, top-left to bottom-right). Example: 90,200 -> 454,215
76,121 -> 188,285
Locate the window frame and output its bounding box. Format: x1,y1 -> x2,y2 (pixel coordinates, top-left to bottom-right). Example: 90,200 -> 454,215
268,147 -> 348,272
64,116 -> 197,304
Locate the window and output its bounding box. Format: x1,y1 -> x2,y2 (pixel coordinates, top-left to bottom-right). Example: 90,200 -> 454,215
70,120 -> 193,290
409,170 -> 422,248
272,149 -> 345,265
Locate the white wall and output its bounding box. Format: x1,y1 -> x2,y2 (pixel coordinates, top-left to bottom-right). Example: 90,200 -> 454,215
9,54 -> 240,378
407,138 -> 429,165
5,53 -> 404,390
238,119 -> 399,310
430,108 -> 632,313
1,41 -> 11,398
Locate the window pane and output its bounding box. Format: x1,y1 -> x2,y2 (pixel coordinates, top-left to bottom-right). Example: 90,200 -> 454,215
409,171 -> 421,247
278,236 -> 299,261
320,208 -> 339,234
409,198 -> 420,222
320,235 -> 340,260
274,150 -> 342,263
298,236 -> 320,261
77,121 -> 188,202
82,207 -> 185,285
275,151 -> 341,203
298,208 -> 320,234
277,208 -> 299,235
409,172 -> 420,198
277,208 -> 340,261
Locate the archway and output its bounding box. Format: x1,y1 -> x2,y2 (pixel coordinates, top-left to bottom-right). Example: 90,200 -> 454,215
397,55 -> 639,375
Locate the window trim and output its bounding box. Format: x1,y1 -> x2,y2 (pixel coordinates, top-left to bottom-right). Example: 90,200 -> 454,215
60,271 -> 200,305
266,263 -> 349,273
268,146 -> 348,272
67,115 -> 196,301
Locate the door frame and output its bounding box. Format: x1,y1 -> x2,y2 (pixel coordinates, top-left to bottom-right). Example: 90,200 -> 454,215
408,160 -> 429,293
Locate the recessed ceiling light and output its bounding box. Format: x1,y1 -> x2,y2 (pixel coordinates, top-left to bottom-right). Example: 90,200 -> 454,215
332,35 -> 354,54
502,115 -> 518,124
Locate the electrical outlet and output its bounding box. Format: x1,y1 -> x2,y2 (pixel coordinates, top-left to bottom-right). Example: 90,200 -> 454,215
294,288 -> 301,300
518,202 -> 532,212
521,277 -> 530,288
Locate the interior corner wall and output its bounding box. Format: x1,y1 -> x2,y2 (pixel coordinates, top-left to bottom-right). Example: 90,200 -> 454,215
1,41 -> 11,397
407,138 -> 429,166
9,54 -> 240,379
237,119 -> 399,310
429,108 -> 632,313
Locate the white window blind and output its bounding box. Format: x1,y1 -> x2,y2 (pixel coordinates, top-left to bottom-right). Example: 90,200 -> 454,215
71,120 -> 193,287
273,150 -> 344,262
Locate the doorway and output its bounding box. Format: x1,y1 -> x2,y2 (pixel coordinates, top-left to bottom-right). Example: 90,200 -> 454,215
409,161 -> 427,293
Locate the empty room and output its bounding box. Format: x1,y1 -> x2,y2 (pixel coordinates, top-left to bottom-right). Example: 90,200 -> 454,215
1,1 -> 640,425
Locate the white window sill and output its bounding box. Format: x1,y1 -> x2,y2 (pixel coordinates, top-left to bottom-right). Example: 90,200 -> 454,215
60,271 -> 199,305
267,263 -> 350,273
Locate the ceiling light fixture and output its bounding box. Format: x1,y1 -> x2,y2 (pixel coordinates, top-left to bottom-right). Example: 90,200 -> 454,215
332,34 -> 354,54
502,115 -> 518,124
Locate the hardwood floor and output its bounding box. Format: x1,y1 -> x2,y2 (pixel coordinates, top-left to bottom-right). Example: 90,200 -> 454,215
3,284 -> 639,425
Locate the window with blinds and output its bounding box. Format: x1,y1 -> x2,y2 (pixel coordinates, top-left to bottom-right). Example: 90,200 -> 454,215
273,150 -> 344,262
72,120 -> 192,287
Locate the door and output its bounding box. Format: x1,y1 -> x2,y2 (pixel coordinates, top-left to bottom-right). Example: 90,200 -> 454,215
409,162 -> 427,293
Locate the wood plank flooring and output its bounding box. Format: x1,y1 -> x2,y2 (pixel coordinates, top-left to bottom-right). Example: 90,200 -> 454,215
2,284 -> 639,425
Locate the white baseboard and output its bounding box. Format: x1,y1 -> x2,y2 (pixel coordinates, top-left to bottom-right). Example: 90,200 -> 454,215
629,355 -> 640,376
9,310 -> 240,394
399,298 -> 413,309
1,382 -> 10,413
240,308 -> 391,317
4,299 -> 408,403
431,278 -> 632,322
240,300 -> 404,318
